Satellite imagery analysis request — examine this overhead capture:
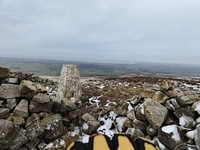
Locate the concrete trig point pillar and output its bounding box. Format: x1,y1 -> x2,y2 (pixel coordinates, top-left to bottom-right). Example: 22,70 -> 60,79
57,64 -> 81,103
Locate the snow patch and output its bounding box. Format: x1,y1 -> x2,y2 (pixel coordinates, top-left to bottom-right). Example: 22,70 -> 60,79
81,134 -> 90,143
69,127 -> 80,137
88,96 -> 101,107
116,117 -> 126,132
179,115 -> 193,127
98,84 -> 105,89
109,111 -> 118,120
186,130 -> 196,139
153,137 -> 166,150
97,115 -> 115,138
44,143 -> 53,148
105,100 -> 116,107
128,102 -> 133,111
162,125 -> 181,141
83,123 -> 89,130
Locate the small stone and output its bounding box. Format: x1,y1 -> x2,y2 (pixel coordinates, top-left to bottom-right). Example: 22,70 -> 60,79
192,101 -> 200,115
35,83 -> 47,93
29,101 -> 53,113
13,99 -> 29,118
132,119 -> 149,132
175,144 -> 198,150
8,78 -> 18,84
179,115 -> 195,129
129,95 -> 142,106
10,128 -> 28,150
6,98 -> 17,110
0,108 -> 10,119
152,91 -> 169,104
161,80 -> 169,92
32,93 -> 50,103
0,119 -> 20,149
127,109 -> 136,120
0,84 -> 20,99
153,137 -> 168,150
59,98 -> 77,113
165,116 -> 177,125
41,114 -> 64,139
141,89 -> 155,98
0,67 -> 10,79
123,117 -> 132,128
174,106 -> 195,119
125,128 -> 145,138
165,99 -> 180,111
135,104 -> 146,121
158,125 -> 182,149
37,141 -> 47,150
13,116 -> 25,126
50,96 -> 61,113
82,113 -> 100,134
147,125 -> 157,136
19,80 -> 36,98
144,98 -> 168,130
177,95 -> 199,106
26,138 -> 40,149
113,100 -> 128,116
165,89 -> 177,98
43,138 -> 66,150
25,114 -> 44,140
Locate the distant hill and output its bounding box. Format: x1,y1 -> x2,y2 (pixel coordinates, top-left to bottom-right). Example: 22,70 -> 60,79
1,57 -> 200,77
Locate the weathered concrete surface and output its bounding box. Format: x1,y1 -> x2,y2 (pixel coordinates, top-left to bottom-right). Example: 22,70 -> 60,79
57,64 -> 81,103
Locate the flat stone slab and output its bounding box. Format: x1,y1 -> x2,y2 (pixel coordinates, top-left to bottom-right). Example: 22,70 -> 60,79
0,84 -> 20,99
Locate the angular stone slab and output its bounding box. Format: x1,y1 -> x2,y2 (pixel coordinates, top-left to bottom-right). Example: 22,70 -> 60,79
144,98 -> 168,130
29,101 -> 53,113
158,125 -> 183,149
19,80 -> 36,98
25,114 -> 44,140
82,113 -> 100,134
0,119 -> 20,149
0,84 -> 20,99
10,128 -> 28,150
50,96 -> 61,113
13,99 -> 29,118
41,114 -> 64,139
177,95 -> 199,106
32,93 -> 50,104
0,108 -> 10,119
152,91 -> 169,104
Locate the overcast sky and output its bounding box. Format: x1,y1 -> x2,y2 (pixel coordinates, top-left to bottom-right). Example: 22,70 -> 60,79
0,0 -> 200,64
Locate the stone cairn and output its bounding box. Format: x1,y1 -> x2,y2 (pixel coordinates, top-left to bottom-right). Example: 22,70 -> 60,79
0,65 -> 81,150
1,65 -> 200,150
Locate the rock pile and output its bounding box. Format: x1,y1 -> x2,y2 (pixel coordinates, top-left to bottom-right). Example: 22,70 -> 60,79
0,67 -> 78,150
79,77 -> 200,150
1,65 -> 200,150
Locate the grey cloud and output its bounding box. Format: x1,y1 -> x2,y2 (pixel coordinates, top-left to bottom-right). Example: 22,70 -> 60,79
0,0 -> 200,64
